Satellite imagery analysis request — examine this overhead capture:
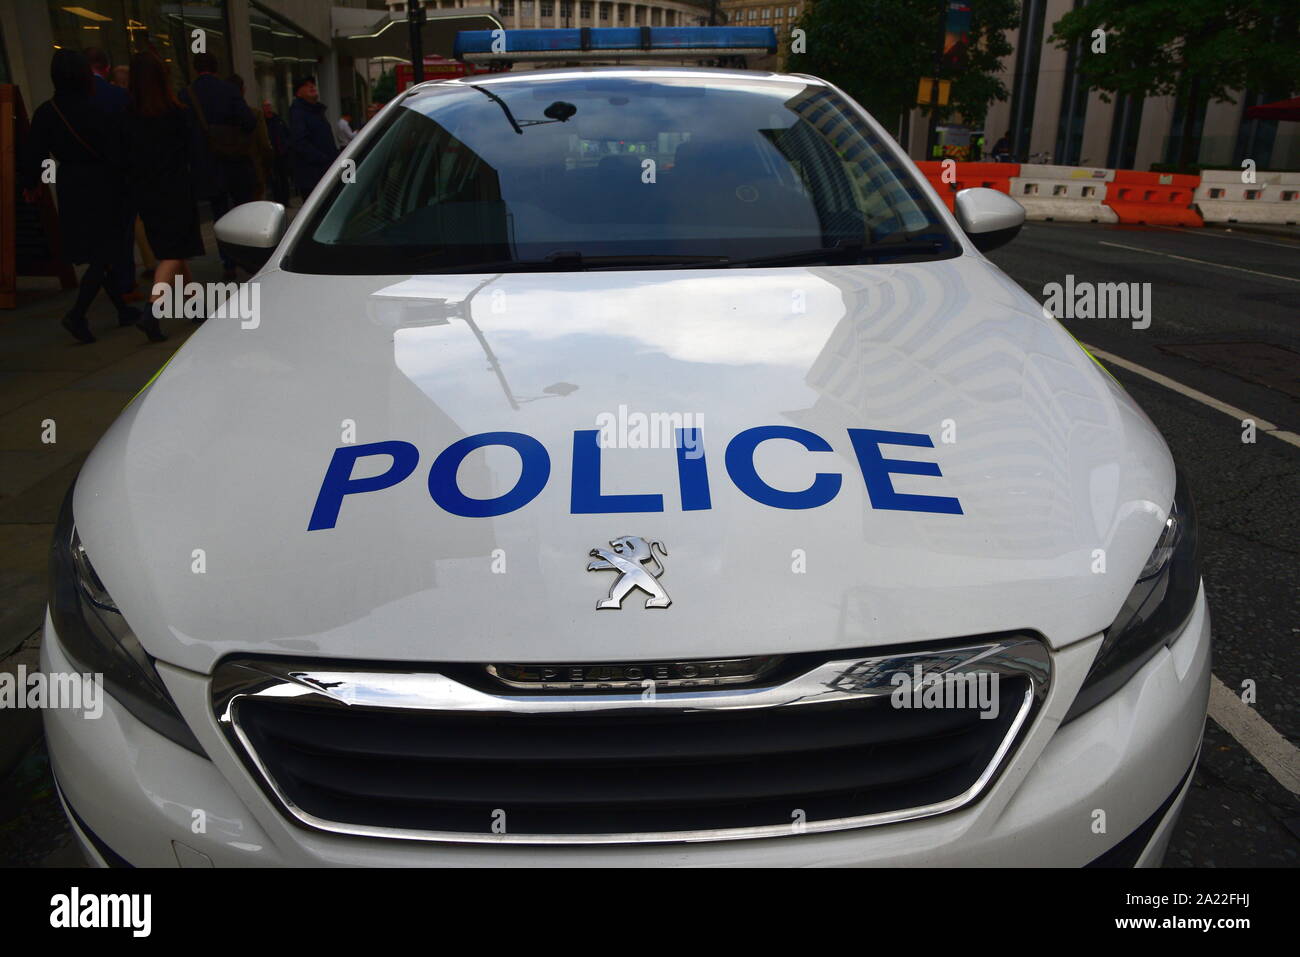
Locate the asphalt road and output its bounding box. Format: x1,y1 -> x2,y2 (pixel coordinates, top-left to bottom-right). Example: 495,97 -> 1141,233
988,221 -> 1300,866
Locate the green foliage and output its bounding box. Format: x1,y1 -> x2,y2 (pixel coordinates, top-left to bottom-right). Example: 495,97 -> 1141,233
1050,0 -> 1300,105
371,70 -> 397,105
788,0 -> 1021,126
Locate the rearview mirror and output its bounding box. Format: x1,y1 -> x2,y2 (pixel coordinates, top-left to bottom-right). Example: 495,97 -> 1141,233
214,201 -> 286,274
954,188 -> 1025,253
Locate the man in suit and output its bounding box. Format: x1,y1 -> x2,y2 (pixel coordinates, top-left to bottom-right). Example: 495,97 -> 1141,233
84,48 -> 136,300
85,47 -> 129,113
288,76 -> 338,198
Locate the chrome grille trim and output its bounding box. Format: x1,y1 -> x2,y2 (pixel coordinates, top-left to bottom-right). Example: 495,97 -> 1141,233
211,636 -> 1051,845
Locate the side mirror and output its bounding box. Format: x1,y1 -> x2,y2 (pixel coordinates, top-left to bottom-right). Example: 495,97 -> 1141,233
954,187 -> 1025,253
214,201 -> 286,274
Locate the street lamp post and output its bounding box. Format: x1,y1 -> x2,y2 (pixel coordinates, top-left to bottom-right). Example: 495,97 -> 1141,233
408,0 -> 426,84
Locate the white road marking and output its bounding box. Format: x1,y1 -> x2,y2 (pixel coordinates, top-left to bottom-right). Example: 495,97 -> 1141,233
1098,240 -> 1300,283
1208,676 -> 1300,795
1079,344 -> 1300,792
1157,225 -> 1300,251
1081,343 -> 1300,448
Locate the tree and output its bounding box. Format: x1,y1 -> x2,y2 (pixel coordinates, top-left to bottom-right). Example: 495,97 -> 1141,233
788,0 -> 1020,138
1050,0 -> 1300,171
371,70 -> 396,105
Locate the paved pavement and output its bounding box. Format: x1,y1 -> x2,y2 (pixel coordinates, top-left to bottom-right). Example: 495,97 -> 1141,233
1,219 -> 1295,867
0,225 -> 217,866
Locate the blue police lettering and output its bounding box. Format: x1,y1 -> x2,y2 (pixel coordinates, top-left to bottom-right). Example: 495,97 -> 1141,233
308,440 -> 419,531
307,428 -> 961,528
429,431 -> 550,518
724,425 -> 842,510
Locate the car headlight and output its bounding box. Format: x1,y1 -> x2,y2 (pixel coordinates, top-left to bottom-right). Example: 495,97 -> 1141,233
49,484 -> 205,755
1064,469 -> 1201,722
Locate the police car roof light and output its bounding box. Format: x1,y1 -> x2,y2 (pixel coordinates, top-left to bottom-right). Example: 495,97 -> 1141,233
453,26 -> 779,62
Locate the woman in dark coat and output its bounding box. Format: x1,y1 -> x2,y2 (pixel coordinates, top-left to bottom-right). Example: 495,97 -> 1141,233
126,50 -> 204,325
20,50 -> 158,343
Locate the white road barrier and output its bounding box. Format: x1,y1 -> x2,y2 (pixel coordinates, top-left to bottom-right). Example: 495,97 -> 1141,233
1194,169 -> 1300,225
1009,165 -> 1117,223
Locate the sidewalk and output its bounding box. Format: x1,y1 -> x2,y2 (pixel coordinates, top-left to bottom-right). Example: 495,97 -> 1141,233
0,227 -> 228,662
0,219 -> 244,866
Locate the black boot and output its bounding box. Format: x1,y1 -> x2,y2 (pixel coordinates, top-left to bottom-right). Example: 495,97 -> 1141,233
134,314 -> 168,343
117,304 -> 144,327
61,314 -> 96,344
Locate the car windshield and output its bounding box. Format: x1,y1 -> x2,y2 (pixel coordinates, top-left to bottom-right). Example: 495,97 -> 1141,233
285,72 -> 958,274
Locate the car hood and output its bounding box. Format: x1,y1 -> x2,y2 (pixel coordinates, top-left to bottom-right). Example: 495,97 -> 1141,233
76,257 -> 1174,674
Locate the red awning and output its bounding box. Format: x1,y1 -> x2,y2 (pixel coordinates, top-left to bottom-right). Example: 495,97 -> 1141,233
1245,97 -> 1300,121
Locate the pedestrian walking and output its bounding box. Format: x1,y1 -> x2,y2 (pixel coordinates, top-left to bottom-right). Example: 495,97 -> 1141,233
127,50 -> 208,335
85,46 -> 138,303
20,49 -> 146,343
262,100 -> 292,206
230,74 -> 273,202
288,75 -> 337,198
992,130 -> 1013,162
335,112 -> 356,147
180,52 -> 256,280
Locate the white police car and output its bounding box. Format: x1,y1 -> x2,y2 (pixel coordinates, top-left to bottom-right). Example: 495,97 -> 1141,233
44,29 -> 1208,866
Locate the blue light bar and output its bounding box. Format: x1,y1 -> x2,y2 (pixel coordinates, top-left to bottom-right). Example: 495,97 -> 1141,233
453,26 -> 778,60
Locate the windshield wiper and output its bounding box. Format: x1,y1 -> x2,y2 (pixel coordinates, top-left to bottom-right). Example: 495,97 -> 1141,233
425,253 -> 729,273
692,238 -> 946,268
541,251 -> 728,268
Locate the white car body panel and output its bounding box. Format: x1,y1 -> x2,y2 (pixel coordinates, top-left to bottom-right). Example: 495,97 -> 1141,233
73,255 -> 1171,673
45,66 -> 1204,866
42,586 -> 1210,866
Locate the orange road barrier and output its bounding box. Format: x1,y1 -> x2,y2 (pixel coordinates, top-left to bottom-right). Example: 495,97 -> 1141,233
1103,170 -> 1203,226
916,161 -> 1020,212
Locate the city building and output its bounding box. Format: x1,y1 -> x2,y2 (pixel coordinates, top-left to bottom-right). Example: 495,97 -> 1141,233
718,1 -> 804,69
384,0 -> 712,32
899,0 -> 1297,170
0,1 -> 501,123
2,0 -> 1291,172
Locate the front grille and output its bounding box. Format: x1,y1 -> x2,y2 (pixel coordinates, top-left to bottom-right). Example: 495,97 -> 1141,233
213,637 -> 1049,844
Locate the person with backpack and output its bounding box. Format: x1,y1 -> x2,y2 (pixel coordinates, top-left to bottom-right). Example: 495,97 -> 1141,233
179,52 -> 255,280
262,100 -> 292,206
20,50 -> 158,343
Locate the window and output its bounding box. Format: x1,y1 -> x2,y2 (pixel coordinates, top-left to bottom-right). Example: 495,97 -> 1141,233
288,76 -> 955,275
581,1 -> 593,18
600,2 -> 610,20
540,0 -> 554,17
499,0 -> 515,14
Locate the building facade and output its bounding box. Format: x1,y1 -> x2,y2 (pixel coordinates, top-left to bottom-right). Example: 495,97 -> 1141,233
900,0 -> 1298,170
386,0 -> 712,30
0,1 -> 380,126
718,1 -> 805,69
